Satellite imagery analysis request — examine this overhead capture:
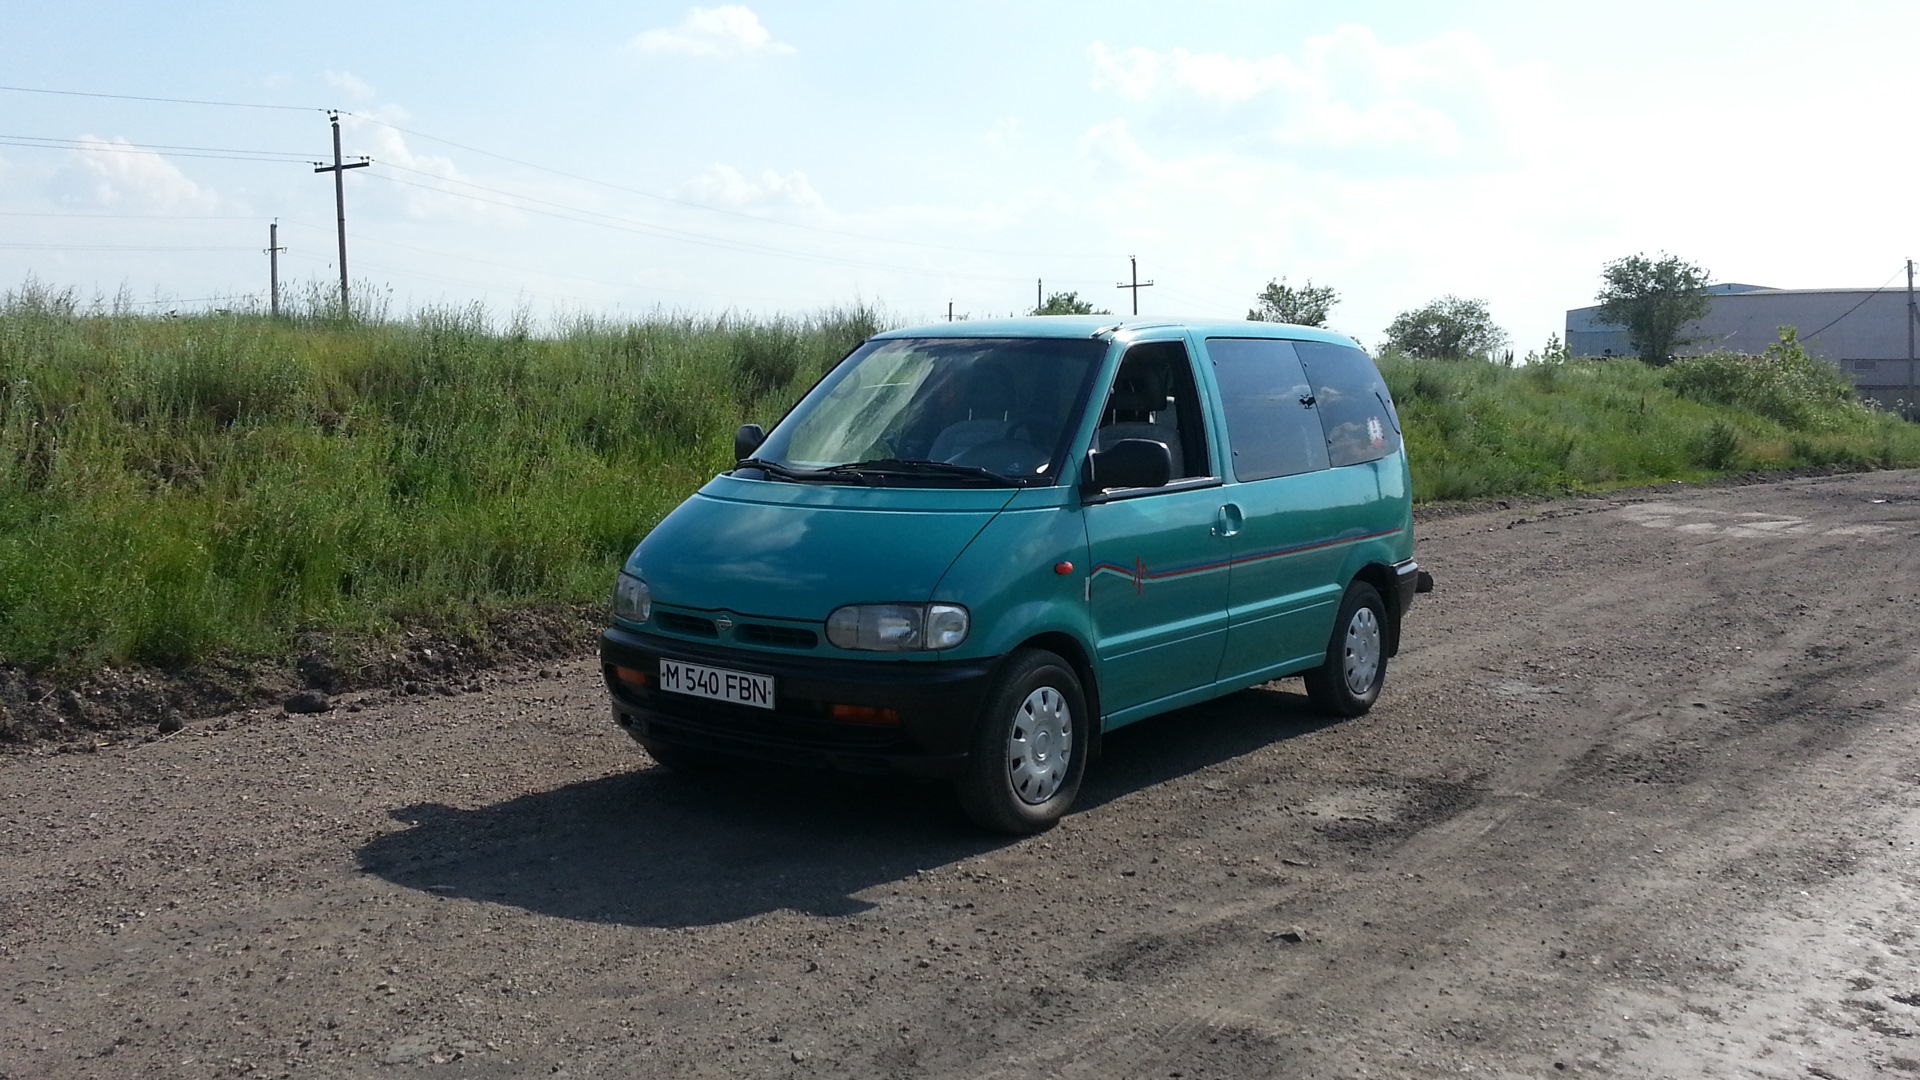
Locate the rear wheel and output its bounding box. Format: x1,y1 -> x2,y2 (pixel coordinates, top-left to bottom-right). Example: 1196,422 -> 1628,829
1304,581 -> 1388,717
956,648 -> 1089,834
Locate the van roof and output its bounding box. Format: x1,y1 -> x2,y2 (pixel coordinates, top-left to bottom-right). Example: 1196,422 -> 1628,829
874,315 -> 1361,347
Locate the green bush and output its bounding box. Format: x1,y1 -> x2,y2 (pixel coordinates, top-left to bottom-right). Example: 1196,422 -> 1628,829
1693,420 -> 1742,470
1664,327 -> 1866,431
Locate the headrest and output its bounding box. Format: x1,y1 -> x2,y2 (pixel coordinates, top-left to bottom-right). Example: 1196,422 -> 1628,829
1107,365 -> 1170,414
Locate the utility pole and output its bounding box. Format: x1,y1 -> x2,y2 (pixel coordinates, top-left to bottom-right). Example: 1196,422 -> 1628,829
1116,255 -> 1154,315
312,113 -> 370,317
947,300 -> 954,322
1907,257 -> 1915,421
265,221 -> 286,318
1036,278 -> 1042,313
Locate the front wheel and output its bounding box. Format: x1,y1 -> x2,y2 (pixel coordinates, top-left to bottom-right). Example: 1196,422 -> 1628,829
1303,581 -> 1388,717
956,649 -> 1089,834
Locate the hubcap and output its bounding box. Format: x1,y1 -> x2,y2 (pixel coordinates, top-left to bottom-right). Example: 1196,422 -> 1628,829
1342,607 -> 1382,695
1006,686 -> 1073,805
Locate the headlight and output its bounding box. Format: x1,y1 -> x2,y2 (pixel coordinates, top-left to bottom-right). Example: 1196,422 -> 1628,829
826,603 -> 970,652
612,572 -> 651,623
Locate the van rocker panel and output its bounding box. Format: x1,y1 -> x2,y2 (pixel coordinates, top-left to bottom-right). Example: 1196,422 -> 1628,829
600,624 -> 996,778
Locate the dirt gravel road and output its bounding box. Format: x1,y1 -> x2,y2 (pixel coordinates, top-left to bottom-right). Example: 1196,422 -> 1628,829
4,470 -> 1919,1079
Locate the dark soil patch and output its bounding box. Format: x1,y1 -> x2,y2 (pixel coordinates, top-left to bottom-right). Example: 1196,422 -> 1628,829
0,605 -> 602,751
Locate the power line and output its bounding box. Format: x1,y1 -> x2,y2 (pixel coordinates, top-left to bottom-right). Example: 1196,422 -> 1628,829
0,83 -> 320,113
0,210 -> 261,220
0,81 -> 1118,266
278,220 -> 687,294
0,242 -> 257,251
279,249 -> 587,305
0,133 -> 310,160
344,112 -> 1117,262
127,295 -> 254,307
1800,265 -> 1905,342
363,167 -> 1102,287
0,138 -> 313,165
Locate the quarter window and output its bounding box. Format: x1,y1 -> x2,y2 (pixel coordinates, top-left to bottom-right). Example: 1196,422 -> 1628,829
1206,338 -> 1328,482
1295,341 -> 1402,468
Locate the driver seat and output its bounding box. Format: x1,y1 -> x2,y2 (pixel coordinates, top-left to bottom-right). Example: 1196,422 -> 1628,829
1095,367 -> 1185,474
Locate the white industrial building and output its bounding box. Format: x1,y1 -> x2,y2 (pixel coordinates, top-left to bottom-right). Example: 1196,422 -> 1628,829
1566,283 -> 1918,417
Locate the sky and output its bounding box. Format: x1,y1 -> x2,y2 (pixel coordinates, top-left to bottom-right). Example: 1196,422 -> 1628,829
3,1 -> 1918,351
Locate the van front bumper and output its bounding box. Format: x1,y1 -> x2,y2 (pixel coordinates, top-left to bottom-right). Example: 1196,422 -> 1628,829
599,625 -> 996,780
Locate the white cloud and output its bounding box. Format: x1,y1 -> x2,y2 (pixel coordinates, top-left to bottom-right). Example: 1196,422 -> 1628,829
63,136 -> 218,211
675,164 -> 823,211
341,114 -> 523,225
983,117 -> 1022,149
324,70 -> 377,102
1087,26 -> 1548,164
629,6 -> 794,58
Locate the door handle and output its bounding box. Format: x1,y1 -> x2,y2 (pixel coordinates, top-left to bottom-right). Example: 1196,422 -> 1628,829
1212,503 -> 1243,538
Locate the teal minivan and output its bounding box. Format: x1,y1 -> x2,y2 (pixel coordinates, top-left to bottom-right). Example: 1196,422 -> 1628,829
600,316 -> 1429,833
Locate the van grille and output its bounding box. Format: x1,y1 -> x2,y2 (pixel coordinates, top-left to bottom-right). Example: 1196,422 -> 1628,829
737,624 -> 818,649
654,612 -> 718,638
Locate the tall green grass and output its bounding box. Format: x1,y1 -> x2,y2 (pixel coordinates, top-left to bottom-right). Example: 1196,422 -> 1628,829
0,280 -> 876,670
1381,343 -> 1920,501
2,279 -> 1916,674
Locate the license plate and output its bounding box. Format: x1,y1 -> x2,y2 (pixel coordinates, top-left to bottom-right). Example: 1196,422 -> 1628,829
657,659 -> 775,710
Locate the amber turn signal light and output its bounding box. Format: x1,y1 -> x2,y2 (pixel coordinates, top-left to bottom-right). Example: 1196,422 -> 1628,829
830,704 -> 901,725
612,665 -> 650,687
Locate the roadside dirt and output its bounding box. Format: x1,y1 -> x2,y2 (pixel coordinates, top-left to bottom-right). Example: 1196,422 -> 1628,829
2,470 -> 1917,1079
0,608 -> 603,749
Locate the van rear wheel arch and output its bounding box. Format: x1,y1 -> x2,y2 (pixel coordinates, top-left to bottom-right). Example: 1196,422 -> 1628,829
1351,562 -> 1404,658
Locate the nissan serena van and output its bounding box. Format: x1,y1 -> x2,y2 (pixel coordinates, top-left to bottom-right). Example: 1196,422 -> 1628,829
600,316 -> 1428,833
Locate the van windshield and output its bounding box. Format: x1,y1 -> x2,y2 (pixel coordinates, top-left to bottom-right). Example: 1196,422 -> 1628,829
746,337 -> 1106,485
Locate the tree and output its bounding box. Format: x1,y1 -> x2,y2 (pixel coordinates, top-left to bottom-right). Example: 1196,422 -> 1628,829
1382,296 -> 1509,360
1595,252 -> 1712,366
1247,277 -> 1338,326
1033,290 -> 1108,316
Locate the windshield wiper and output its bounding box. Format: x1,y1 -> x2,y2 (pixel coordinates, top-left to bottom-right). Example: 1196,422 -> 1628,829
735,457 -> 875,485
732,457 -> 831,483
822,458 -> 1026,486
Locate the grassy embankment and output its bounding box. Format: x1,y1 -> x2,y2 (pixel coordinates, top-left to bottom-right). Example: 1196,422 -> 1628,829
0,284 -> 876,673
3,285 -> 1916,674
1381,328 -> 1920,499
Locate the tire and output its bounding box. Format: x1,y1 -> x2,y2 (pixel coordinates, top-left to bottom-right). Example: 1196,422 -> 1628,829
1303,581 -> 1388,717
956,648 -> 1090,834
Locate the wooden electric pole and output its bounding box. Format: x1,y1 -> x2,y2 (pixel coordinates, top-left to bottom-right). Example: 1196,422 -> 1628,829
313,113 -> 370,317
1036,278 -> 1042,313
1907,258 -> 1915,420
1116,256 -> 1154,315
265,221 -> 286,317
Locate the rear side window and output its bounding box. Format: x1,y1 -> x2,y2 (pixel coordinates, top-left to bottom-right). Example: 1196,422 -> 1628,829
1205,338 -> 1329,482
1296,341 -> 1402,467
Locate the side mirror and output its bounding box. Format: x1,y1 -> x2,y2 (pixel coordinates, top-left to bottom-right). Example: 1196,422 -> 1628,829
734,424 -> 766,461
1084,438 -> 1172,493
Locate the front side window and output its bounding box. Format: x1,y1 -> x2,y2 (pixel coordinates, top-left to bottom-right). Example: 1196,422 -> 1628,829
750,336 -> 1104,485
1206,337 -> 1328,482
1092,341 -> 1212,481
1296,341 -> 1401,467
